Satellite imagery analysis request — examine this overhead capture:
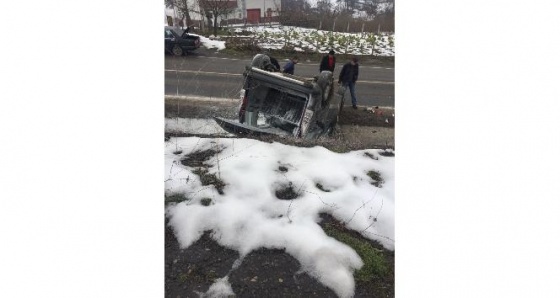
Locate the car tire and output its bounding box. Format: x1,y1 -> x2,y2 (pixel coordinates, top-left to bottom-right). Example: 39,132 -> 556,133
172,45 -> 183,56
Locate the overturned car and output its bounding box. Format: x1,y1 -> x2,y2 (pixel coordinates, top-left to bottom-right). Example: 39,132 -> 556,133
214,54 -> 347,139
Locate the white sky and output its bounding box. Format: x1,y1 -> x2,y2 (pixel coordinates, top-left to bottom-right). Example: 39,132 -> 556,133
165,136 -> 394,297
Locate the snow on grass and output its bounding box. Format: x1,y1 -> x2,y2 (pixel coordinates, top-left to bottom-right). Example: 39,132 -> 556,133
198,35 -> 226,50
165,118 -> 232,136
235,25 -> 394,56
165,137 -> 394,297
167,24 -> 393,55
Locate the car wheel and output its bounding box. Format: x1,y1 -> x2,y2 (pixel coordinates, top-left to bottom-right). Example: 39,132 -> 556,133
172,45 -> 183,56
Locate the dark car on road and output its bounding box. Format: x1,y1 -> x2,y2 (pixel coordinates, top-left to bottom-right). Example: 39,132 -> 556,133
214,54 -> 346,139
164,26 -> 201,56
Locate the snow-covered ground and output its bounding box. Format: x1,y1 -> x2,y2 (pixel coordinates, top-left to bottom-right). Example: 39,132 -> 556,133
190,25 -> 394,56
235,25 -> 394,56
165,118 -> 232,136
198,34 -> 227,51
165,136 -> 394,297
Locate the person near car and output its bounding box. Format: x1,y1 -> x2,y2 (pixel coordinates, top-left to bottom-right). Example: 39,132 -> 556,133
251,53 -> 279,72
241,53 -> 280,123
282,56 -> 299,75
269,56 -> 281,72
338,57 -> 360,109
320,50 -> 336,73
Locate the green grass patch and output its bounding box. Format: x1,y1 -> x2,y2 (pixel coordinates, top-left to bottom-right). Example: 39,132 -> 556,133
178,273 -> 189,283
200,198 -> 212,206
165,194 -> 188,204
316,183 -> 330,192
193,168 -> 226,195
324,223 -> 387,281
275,184 -> 299,200
367,170 -> 384,187
364,152 -> 378,160
379,150 -> 395,157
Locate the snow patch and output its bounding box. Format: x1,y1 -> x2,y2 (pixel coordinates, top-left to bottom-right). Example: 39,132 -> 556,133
165,118 -> 232,136
198,277 -> 235,298
165,137 -> 394,297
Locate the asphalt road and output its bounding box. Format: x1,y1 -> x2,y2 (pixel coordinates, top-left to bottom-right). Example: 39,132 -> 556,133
164,51 -> 395,107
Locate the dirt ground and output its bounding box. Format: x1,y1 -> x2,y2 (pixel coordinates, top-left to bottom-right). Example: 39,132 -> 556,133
165,215 -> 394,298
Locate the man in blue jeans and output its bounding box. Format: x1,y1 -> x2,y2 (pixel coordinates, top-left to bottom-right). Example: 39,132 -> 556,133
338,57 -> 360,109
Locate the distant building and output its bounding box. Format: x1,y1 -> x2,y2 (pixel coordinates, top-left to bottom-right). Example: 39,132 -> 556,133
241,0 -> 281,24
165,0 -> 281,27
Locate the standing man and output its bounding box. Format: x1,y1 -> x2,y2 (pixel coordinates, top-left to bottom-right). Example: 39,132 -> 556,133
320,50 -> 336,73
338,57 -> 360,109
282,56 -> 299,75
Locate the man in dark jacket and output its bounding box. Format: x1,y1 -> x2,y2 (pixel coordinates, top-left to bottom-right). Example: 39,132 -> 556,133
338,57 -> 360,109
250,53 -> 279,72
282,56 -> 299,75
320,50 -> 336,73
269,56 -> 281,72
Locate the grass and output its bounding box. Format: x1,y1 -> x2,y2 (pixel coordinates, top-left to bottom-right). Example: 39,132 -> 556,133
214,27 -> 394,64
176,265 -> 217,284
379,149 -> 395,157
193,168 -> 226,195
323,223 -> 387,281
181,149 -> 222,168
367,170 -> 384,187
315,182 -> 330,192
241,28 -> 394,56
364,152 -> 378,160
165,194 -> 188,204
178,273 -> 189,283
275,184 -> 300,200
200,198 -> 212,206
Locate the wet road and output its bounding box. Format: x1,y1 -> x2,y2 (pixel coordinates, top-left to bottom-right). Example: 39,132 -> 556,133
165,52 -> 395,107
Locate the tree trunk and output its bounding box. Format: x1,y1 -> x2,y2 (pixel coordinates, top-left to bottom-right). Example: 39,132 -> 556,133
185,10 -> 192,26
207,15 -> 213,34
213,15 -> 219,36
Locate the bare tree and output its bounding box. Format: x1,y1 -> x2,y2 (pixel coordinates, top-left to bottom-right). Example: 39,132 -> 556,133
359,0 -> 394,17
336,0 -> 358,12
166,0 -> 194,28
315,0 -> 341,26
276,0 -> 311,26
198,0 -> 237,36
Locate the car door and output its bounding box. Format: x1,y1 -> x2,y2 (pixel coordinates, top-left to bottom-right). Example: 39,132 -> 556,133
164,28 -> 176,52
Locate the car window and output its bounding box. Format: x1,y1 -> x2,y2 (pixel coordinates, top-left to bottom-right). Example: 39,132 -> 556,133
165,30 -> 174,38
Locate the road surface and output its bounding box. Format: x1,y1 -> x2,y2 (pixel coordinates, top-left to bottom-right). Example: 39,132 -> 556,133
165,51 -> 394,107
